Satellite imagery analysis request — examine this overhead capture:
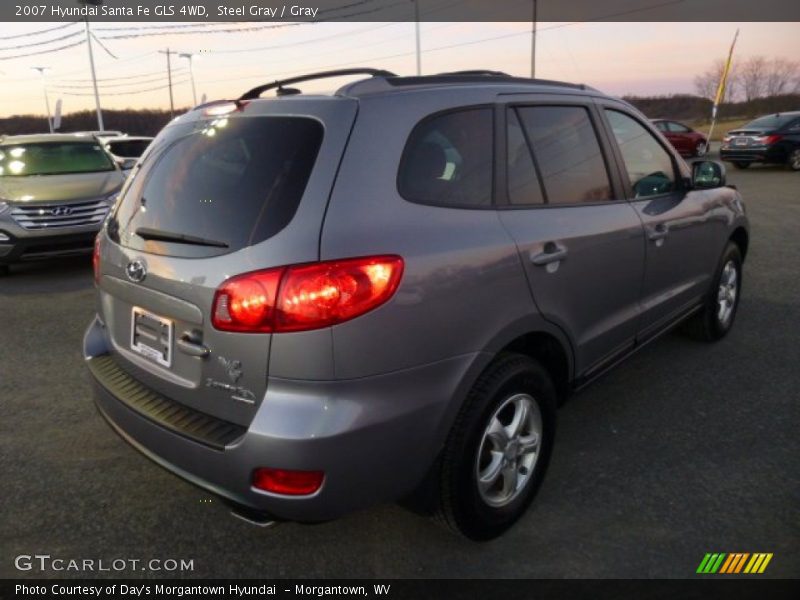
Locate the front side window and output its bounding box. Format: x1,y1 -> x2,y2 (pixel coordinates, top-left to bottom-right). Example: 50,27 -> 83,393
398,108 -> 493,207
0,142 -> 114,177
516,105 -> 612,205
605,109 -> 676,198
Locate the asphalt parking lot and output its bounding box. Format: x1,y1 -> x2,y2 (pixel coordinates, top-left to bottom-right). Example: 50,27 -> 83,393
1,153 -> 798,579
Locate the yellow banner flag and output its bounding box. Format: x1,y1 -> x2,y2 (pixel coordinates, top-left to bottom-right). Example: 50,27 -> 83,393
714,29 -> 740,108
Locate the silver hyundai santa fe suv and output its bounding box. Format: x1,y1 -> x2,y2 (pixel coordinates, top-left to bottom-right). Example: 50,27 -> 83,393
0,134 -> 125,273
85,69 -> 749,540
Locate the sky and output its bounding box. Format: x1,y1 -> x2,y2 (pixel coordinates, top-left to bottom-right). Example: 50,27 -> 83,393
1,21 -> 799,119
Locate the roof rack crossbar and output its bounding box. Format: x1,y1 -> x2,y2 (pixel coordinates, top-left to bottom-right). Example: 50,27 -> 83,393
238,68 -> 397,100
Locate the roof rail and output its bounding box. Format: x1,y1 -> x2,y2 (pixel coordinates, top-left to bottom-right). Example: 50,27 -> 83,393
239,68 -> 397,100
383,72 -> 591,90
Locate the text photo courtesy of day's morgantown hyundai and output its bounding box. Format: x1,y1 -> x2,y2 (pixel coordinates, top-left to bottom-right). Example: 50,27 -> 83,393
1,1 -> 799,599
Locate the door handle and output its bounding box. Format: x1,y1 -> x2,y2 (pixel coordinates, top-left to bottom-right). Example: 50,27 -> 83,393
530,242 -> 568,266
648,224 -> 669,241
177,333 -> 210,358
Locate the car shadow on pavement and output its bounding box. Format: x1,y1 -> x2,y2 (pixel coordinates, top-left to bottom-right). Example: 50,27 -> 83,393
0,256 -> 93,295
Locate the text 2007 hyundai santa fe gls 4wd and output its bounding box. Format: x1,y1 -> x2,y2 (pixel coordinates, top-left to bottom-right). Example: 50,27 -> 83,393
85,69 -> 749,540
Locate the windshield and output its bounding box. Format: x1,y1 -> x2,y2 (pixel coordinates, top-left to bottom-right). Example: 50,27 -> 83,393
109,115 -> 324,258
742,114 -> 797,130
0,142 -> 115,177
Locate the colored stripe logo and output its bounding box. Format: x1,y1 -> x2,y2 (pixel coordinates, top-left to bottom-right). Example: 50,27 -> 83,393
697,553 -> 773,574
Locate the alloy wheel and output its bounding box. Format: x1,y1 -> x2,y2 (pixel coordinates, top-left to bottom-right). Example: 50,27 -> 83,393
717,260 -> 738,325
476,393 -> 542,508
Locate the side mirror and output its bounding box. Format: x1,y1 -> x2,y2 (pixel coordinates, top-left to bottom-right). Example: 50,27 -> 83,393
692,160 -> 726,189
115,157 -> 137,170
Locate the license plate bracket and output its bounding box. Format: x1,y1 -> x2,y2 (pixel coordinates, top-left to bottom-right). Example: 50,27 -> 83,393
131,307 -> 173,368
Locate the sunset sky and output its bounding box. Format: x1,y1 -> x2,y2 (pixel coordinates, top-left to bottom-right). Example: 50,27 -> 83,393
1,21 -> 798,118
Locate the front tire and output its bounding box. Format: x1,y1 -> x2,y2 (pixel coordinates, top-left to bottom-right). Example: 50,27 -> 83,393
433,353 -> 557,540
683,242 -> 742,342
0,264 -> 9,277
733,161 -> 751,169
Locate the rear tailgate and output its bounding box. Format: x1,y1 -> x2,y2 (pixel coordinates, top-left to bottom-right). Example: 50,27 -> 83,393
95,98 -> 358,427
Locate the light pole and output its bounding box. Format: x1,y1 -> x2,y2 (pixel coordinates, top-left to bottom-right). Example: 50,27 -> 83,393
412,0 -> 421,76
531,0 -> 537,78
31,66 -> 53,133
79,0 -> 104,131
179,52 -> 197,106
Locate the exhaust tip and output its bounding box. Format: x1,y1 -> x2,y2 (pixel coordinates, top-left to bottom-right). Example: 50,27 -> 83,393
227,501 -> 281,529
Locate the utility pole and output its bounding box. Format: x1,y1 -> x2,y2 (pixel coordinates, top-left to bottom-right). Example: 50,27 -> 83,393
179,52 -> 197,106
160,48 -> 175,117
413,0 -> 421,76
78,0 -> 104,131
84,17 -> 104,130
531,0 -> 537,78
31,67 -> 53,133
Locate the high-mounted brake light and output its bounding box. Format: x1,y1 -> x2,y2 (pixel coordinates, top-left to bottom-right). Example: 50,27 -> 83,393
252,468 -> 324,496
211,256 -> 404,333
200,100 -> 247,117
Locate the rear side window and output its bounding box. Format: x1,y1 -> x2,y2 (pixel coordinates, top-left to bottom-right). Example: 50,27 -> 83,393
398,108 -> 493,207
605,109 -> 676,198
110,116 -> 323,257
107,139 -> 151,158
516,106 -> 612,205
667,122 -> 690,133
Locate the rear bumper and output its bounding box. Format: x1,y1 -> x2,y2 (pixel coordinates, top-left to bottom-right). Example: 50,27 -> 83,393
720,146 -> 785,164
84,316 -> 479,521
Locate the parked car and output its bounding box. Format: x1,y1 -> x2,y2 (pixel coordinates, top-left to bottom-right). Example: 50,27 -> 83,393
84,69 -> 749,540
652,119 -> 708,157
102,136 -> 154,172
720,111 -> 800,170
0,133 -> 126,275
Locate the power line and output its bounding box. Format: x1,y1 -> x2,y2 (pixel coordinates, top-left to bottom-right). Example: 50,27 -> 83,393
52,72 -> 185,89
0,29 -> 83,52
55,68 -> 187,84
0,21 -> 79,41
54,79 -> 190,97
0,38 -> 86,61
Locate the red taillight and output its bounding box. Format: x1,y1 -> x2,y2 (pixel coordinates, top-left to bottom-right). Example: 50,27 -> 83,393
211,255 -> 403,333
212,268 -> 282,332
92,236 -> 101,284
754,134 -> 782,145
252,468 -> 324,496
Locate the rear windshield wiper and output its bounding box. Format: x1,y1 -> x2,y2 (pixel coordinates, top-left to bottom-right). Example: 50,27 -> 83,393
135,227 -> 229,248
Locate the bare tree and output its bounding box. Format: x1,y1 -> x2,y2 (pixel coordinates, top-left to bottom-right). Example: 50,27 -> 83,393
764,58 -> 800,96
694,59 -> 736,101
736,56 -> 769,102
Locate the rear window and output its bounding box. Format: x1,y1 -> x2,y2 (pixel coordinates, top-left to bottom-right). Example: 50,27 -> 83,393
742,114 -> 797,130
109,116 -> 323,257
0,142 -> 114,177
398,107 -> 493,207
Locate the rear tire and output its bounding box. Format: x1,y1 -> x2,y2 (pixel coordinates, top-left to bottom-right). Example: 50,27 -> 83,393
682,242 -> 742,342
788,149 -> 800,171
733,161 -> 751,169
433,353 -> 557,541
0,265 -> 9,277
